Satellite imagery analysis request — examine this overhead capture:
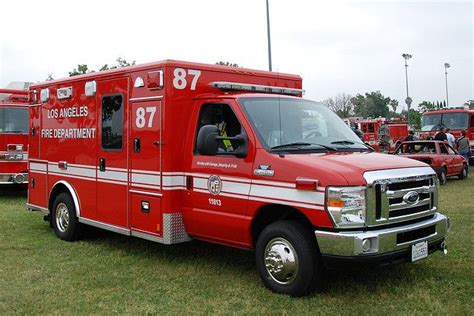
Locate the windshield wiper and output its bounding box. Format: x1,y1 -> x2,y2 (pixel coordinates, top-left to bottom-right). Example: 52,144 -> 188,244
331,140 -> 374,152
331,140 -> 356,145
271,142 -> 337,151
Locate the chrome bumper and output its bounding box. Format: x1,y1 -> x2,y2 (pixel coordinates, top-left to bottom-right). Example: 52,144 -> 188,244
0,173 -> 28,184
315,213 -> 449,257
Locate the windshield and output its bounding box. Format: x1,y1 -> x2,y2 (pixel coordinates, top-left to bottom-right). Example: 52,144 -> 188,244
0,108 -> 28,134
421,113 -> 468,131
239,97 -> 367,152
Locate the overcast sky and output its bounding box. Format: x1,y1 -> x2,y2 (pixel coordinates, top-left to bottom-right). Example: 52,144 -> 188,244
0,0 -> 472,110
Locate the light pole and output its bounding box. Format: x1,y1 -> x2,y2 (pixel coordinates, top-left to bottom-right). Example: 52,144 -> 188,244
444,63 -> 450,107
402,53 -> 413,126
266,0 -> 272,71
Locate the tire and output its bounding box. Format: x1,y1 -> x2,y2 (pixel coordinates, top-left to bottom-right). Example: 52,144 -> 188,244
458,164 -> 468,180
438,168 -> 447,185
52,192 -> 81,241
255,220 -> 324,297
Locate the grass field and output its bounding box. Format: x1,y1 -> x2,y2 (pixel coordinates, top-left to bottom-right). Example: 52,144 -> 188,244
1,171 -> 473,314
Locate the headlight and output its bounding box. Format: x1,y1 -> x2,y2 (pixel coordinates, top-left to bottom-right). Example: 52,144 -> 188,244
326,186 -> 366,228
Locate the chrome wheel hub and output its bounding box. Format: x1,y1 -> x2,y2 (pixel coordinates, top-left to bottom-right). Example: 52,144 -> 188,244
55,203 -> 70,233
264,237 -> 298,285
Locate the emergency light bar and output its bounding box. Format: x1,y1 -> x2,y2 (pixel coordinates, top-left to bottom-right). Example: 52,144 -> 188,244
210,81 -> 304,96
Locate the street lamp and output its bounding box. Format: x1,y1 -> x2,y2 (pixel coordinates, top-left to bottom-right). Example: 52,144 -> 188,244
444,63 -> 450,107
266,0 -> 272,71
402,53 -> 413,126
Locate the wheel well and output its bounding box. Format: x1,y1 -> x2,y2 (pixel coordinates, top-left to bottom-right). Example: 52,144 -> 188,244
48,183 -> 70,214
250,204 -> 313,247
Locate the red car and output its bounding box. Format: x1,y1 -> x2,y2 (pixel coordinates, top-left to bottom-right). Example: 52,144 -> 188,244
394,140 -> 468,184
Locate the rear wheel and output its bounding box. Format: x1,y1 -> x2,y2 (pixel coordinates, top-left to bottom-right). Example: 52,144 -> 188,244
439,168 -> 447,185
52,192 -> 81,241
459,164 -> 468,180
255,220 -> 324,297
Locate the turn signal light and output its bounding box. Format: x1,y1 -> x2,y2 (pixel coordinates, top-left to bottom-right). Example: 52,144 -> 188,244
327,199 -> 345,208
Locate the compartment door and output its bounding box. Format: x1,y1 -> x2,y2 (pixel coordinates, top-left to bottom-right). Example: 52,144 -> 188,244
96,78 -> 129,227
129,99 -> 162,235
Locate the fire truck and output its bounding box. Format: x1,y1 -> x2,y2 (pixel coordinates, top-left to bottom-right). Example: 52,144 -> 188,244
359,118 -> 409,152
27,60 -> 449,296
421,107 -> 474,164
0,88 -> 29,185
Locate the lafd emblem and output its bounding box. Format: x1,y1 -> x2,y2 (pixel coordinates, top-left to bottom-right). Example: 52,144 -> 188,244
207,175 -> 222,195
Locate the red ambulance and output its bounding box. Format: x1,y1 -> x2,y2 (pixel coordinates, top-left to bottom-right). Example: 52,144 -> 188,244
0,88 -> 29,185
27,60 -> 449,296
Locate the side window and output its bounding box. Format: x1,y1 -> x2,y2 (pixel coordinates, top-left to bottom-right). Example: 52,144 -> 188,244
471,115 -> 474,128
439,143 -> 449,155
446,145 -> 456,155
368,123 -> 375,133
101,95 -> 123,150
195,103 -> 243,154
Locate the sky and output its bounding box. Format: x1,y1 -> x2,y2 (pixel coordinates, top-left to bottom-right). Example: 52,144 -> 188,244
0,0 -> 472,111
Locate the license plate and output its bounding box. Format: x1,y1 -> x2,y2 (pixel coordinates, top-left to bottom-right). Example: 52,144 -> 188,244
411,241 -> 428,262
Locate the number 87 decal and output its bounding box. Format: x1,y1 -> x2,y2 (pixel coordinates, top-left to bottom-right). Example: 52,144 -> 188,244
136,106 -> 156,128
173,68 -> 201,90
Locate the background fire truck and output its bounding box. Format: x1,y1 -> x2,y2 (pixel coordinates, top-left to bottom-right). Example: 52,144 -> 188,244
347,117 -> 409,152
420,107 -> 474,164
0,85 -> 30,185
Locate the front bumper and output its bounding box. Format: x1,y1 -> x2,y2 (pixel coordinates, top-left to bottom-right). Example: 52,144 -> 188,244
0,172 -> 28,184
315,212 -> 449,261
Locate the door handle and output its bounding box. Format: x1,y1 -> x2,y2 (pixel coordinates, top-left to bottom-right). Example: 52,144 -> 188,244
99,158 -> 106,172
134,138 -> 141,153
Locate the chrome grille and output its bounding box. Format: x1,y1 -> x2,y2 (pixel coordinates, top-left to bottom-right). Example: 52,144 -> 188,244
364,167 -> 438,227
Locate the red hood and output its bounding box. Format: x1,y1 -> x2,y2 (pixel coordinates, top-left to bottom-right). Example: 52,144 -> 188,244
275,152 -> 428,187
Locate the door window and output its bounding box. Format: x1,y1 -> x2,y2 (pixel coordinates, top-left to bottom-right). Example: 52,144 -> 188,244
439,143 -> 449,154
195,104 -> 243,154
101,95 -> 123,150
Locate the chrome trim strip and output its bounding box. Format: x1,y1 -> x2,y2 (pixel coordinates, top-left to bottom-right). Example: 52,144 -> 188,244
363,167 -> 435,185
27,203 -> 49,214
131,230 -> 164,243
79,217 -> 130,235
129,189 -> 163,197
51,180 -> 81,217
129,96 -> 163,102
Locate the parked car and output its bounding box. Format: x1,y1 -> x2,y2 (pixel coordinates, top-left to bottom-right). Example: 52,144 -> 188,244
394,140 -> 468,184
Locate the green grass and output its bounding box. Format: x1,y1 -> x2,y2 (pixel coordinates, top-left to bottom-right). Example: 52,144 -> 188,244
1,171 -> 473,314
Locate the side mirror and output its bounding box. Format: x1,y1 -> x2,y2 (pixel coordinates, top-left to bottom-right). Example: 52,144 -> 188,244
196,125 -> 248,158
197,125 -> 220,156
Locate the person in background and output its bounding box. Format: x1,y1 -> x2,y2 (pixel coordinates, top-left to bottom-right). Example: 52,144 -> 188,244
405,130 -> 419,141
434,127 -> 448,142
445,128 -> 455,147
456,130 -> 470,162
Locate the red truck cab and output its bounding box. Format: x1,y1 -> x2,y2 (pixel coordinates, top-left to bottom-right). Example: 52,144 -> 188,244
27,60 -> 449,296
0,88 -> 29,185
421,107 -> 474,164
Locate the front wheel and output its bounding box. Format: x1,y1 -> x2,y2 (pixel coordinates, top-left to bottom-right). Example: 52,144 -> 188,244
255,220 -> 324,297
52,192 -> 82,241
439,169 -> 447,185
459,164 -> 468,180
